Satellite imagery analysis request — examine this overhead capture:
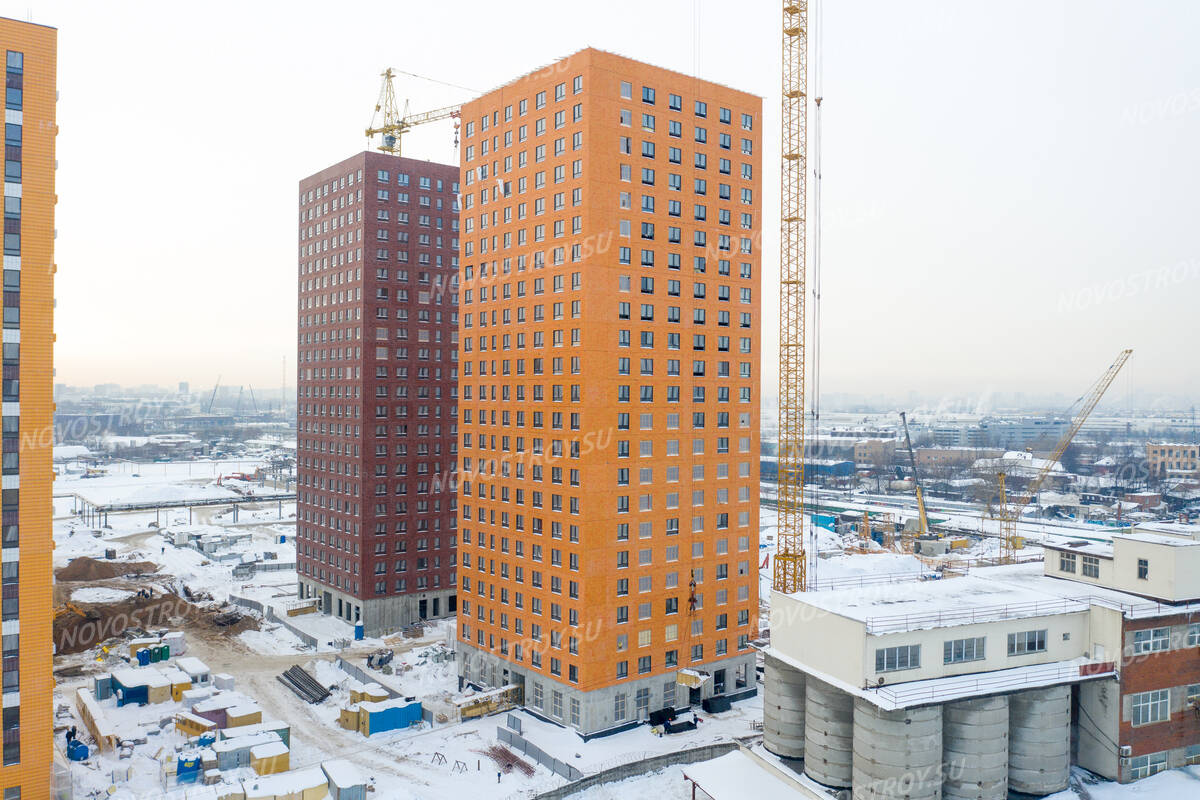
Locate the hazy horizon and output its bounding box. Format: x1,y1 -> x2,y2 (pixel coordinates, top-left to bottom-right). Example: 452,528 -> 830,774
30,0 -> 1200,398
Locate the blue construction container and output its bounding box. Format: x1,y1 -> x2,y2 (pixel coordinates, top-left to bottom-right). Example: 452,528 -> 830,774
361,699 -> 422,735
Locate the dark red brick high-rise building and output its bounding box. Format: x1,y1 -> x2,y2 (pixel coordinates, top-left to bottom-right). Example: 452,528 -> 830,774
296,152 -> 460,635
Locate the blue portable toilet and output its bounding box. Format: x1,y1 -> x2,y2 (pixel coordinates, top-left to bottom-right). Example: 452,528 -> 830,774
280,534 -> 287,544
176,755 -> 201,784
354,623 -> 364,641
136,648 -> 151,667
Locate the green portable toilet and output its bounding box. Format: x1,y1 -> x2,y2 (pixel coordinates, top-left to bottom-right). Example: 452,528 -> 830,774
148,646 -> 161,663
160,644 -> 170,661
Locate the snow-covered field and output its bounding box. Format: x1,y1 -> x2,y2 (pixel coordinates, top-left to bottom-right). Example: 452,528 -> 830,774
50,463 -> 1197,800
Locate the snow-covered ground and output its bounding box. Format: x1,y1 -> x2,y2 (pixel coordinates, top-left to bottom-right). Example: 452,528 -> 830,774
51,462 -> 1198,800
70,587 -> 134,604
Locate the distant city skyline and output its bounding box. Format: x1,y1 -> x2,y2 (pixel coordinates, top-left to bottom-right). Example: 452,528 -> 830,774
26,0 -> 1200,398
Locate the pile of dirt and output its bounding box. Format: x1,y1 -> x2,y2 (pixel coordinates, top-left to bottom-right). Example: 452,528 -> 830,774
56,557 -> 159,582
54,593 -> 259,656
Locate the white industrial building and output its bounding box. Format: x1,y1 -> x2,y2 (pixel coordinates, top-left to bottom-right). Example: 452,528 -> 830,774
763,523 -> 1200,798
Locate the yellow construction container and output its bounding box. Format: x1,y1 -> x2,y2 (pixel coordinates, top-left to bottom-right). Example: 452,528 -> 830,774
1011,536 -> 1025,551
250,741 -> 290,776
338,706 -> 360,731
949,538 -> 970,550
146,682 -> 172,705
349,686 -> 388,704
128,638 -> 160,657
226,705 -> 264,729
176,711 -> 218,739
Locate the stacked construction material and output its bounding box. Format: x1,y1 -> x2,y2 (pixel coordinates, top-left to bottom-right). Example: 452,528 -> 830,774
276,665 -> 330,704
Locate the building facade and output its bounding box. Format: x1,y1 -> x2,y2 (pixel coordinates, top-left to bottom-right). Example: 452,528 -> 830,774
454,49 -> 761,735
1146,442 -> 1199,478
296,152 -> 460,636
0,16 -> 55,798
763,527 -> 1200,796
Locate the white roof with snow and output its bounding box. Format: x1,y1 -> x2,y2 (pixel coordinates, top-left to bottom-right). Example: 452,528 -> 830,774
250,741 -> 289,759
793,574 -> 1089,633
176,657 -> 210,676
242,766 -> 327,798
683,750 -> 805,799
322,758 -> 365,789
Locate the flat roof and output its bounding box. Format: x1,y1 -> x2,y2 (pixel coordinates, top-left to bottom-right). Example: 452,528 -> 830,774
792,574 -> 1089,633
683,750 -> 808,800
1116,531 -> 1200,547
764,646 -> 1113,711
973,563 -> 1200,618
1042,539 -> 1114,558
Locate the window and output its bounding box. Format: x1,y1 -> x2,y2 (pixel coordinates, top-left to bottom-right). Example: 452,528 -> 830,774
1007,629 -> 1047,656
1128,752 -> 1168,779
1132,627 -> 1170,654
1188,623 -> 1200,647
1137,558 -> 1149,579
1082,555 -> 1100,578
1130,690 -> 1169,726
943,637 -> 986,664
875,645 -> 920,673
1059,552 -> 1076,573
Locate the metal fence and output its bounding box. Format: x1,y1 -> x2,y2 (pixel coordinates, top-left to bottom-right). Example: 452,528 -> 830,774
864,597 -> 1090,634
530,741 -> 743,800
336,656 -> 401,700
497,725 -> 584,781
228,593 -> 320,649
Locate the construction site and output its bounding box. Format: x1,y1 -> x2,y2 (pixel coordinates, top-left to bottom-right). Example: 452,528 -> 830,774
37,2 -> 1198,800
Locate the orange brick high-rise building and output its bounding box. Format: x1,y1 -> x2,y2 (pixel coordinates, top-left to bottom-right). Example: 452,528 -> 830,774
0,15 -> 56,797
455,49 -> 761,735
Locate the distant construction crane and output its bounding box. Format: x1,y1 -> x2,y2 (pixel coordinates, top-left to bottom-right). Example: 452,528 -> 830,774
207,376 -> 221,414
996,349 -> 1133,562
773,1 -> 811,595
899,411 -> 932,540
365,68 -> 461,157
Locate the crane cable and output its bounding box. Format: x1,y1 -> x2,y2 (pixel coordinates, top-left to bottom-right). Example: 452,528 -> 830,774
809,0 -> 824,584
388,67 -> 480,95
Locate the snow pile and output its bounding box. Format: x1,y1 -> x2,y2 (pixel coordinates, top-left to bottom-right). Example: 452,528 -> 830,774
70,587 -> 134,604
238,626 -> 309,655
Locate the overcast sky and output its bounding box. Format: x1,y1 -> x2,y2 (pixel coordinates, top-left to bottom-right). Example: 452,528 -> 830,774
25,0 -> 1200,406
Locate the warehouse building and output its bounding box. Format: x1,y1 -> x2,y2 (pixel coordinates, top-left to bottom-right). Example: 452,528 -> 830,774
763,526 -> 1200,796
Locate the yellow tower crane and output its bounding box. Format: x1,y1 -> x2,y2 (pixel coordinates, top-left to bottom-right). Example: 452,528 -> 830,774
996,348 -> 1132,563
365,68 -> 462,157
773,1 -> 811,594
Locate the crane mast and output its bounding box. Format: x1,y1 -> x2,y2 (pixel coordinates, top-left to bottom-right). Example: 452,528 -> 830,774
365,68 -> 461,157
774,0 -> 810,594
899,411 -> 931,539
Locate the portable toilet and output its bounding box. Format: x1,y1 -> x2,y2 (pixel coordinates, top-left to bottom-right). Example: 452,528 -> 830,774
136,649 -> 151,667
176,755 -> 202,784
148,646 -> 161,664
92,674 -> 113,701
159,644 -> 170,661
354,623 -> 364,641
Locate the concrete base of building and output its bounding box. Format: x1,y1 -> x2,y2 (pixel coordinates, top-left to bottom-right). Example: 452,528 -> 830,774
457,642 -> 757,737
297,579 -> 456,637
